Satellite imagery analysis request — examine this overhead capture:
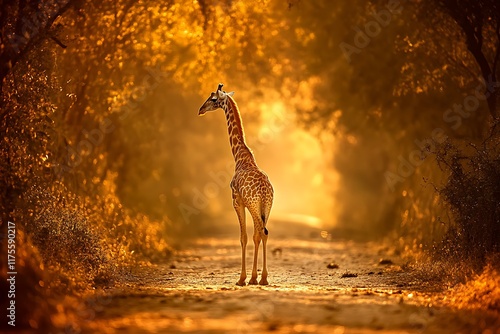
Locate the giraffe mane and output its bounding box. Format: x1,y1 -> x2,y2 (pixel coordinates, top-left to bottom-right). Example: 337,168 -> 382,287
226,95 -> 247,143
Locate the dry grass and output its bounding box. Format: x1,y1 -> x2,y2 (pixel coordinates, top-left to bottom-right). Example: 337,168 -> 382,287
447,257 -> 500,313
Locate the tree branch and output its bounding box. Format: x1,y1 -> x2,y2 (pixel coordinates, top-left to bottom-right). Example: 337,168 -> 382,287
440,0 -> 497,118
50,35 -> 67,49
5,1 -> 75,73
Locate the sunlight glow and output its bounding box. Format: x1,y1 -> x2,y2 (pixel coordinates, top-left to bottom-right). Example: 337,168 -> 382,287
255,99 -> 338,228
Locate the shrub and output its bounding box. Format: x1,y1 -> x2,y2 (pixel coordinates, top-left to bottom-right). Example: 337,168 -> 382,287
435,137 -> 500,270
0,228 -> 58,331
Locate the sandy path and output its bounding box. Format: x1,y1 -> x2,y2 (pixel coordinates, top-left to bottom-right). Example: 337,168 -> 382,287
79,232 -> 500,334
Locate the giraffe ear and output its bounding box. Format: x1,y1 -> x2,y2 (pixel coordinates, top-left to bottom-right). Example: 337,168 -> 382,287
227,91 -> 234,97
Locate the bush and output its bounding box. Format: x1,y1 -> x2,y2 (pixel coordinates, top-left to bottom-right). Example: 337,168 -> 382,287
436,137 -> 500,270
17,182 -> 111,286
0,228 -> 58,331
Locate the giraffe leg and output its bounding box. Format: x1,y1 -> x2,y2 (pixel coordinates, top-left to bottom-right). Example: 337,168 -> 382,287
233,195 -> 247,286
259,232 -> 269,285
248,230 -> 261,285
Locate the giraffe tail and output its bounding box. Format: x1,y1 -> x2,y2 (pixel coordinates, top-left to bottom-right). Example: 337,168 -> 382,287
261,214 -> 268,235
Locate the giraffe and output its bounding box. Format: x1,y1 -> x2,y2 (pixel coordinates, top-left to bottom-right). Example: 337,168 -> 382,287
198,83 -> 274,286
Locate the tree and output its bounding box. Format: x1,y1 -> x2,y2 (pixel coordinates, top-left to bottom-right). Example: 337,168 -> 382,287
435,0 -> 500,120
0,0 -> 76,100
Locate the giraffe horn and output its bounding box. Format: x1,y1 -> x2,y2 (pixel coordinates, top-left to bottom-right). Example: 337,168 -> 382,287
217,83 -> 224,91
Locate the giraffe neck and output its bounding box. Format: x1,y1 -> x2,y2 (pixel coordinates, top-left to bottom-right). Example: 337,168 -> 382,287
222,96 -> 256,168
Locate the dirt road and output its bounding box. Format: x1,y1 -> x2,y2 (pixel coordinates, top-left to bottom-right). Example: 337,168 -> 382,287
79,225 -> 500,334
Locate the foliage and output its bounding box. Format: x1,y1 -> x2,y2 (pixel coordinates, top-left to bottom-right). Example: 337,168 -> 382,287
0,228 -> 57,331
434,0 -> 500,118
436,139 -> 500,268
449,256 -> 500,312
282,0 -> 500,260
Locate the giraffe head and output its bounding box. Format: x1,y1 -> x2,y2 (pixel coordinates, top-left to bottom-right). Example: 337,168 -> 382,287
198,83 -> 234,116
